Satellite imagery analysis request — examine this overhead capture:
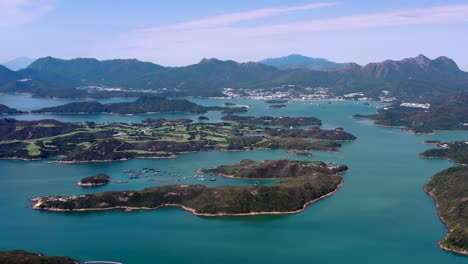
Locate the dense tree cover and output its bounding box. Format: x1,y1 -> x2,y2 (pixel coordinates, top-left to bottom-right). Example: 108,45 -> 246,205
198,116 -> 209,121
355,94 -> 468,133
0,104 -> 26,114
78,174 -> 111,186
0,118 -> 81,140
420,141 -> 468,164
27,57 -> 165,86
265,126 -> 356,141
425,166 -> 468,254
268,104 -> 287,109
1,54 -> 466,100
260,54 -> 349,70
202,159 -> 348,178
221,115 -> 321,126
34,160 -> 345,215
264,99 -> 288,104
0,250 -> 78,264
33,102 -> 106,113
32,96 -> 247,115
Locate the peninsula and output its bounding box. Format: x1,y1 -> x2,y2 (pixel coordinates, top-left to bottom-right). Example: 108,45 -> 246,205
354,94 -> 468,133
0,250 -> 78,264
31,159 -> 347,216
420,141 -> 468,255
420,141 -> 468,165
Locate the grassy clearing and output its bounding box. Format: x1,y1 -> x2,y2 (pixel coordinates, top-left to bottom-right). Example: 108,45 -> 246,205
26,143 -> 41,156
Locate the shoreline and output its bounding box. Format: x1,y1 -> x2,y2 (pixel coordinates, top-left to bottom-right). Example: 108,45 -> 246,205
417,154 -> 467,166
45,154 -> 179,164
77,181 -> 109,187
423,187 -> 468,256
31,180 -> 344,217
355,116 -> 468,135
196,168 -> 348,180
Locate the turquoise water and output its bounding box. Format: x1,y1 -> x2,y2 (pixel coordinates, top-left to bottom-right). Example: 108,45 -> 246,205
0,94 -> 467,263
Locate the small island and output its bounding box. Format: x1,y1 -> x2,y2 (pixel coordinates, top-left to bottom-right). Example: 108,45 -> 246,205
0,104 -> 27,115
0,250 -> 78,264
221,115 -> 321,126
31,96 -> 247,115
198,116 -> 209,122
419,141 -> 468,255
77,174 -> 111,187
268,104 -> 287,109
265,99 -> 288,104
31,159 -> 347,216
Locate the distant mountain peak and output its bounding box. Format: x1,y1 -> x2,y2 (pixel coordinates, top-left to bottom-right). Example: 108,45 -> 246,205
259,54 -> 349,70
358,54 -> 465,80
199,58 -> 222,64
1,57 -> 34,71
413,54 -> 431,65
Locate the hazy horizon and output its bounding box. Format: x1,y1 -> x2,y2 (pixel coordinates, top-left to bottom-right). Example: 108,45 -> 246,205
2,53 -> 468,72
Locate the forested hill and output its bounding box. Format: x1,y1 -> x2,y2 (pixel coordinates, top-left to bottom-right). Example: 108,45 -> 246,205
354,94 -> 468,133
0,104 -> 26,114
32,96 -> 247,115
0,54 -> 467,100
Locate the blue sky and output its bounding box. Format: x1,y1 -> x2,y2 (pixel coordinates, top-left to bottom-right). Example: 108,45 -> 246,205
1,0 -> 468,70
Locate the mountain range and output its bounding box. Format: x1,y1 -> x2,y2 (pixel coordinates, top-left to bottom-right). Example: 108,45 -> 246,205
0,54 -> 466,100
259,54 -> 349,70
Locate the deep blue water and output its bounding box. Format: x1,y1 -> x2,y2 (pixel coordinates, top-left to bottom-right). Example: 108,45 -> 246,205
0,94 -> 467,263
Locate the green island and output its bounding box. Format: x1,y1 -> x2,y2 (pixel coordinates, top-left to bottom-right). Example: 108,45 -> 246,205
0,117 -> 355,162
221,115 -> 321,126
420,141 -> 468,255
0,104 -> 26,114
265,99 -> 288,104
268,104 -> 287,109
31,96 -> 247,115
31,159 -> 347,216
354,94 -> 468,133
0,250 -> 78,264
77,174 -> 111,187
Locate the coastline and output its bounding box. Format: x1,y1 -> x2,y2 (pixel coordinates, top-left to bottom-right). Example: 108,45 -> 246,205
423,187 -> 468,256
77,181 -> 108,187
31,179 -> 344,217
355,116 -> 468,135
45,154 -> 179,164
0,157 -> 42,161
418,154 -> 467,166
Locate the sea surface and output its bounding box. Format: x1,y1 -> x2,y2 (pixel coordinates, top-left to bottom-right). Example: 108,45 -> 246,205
0,94 -> 467,263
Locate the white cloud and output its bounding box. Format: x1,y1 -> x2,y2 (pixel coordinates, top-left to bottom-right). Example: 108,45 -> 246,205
0,0 -> 55,27
114,3 -> 468,65
242,4 -> 468,35
138,2 -> 337,33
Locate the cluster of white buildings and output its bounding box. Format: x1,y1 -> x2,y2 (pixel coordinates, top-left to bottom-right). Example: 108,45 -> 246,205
221,86 -> 344,100
400,102 -> 431,109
